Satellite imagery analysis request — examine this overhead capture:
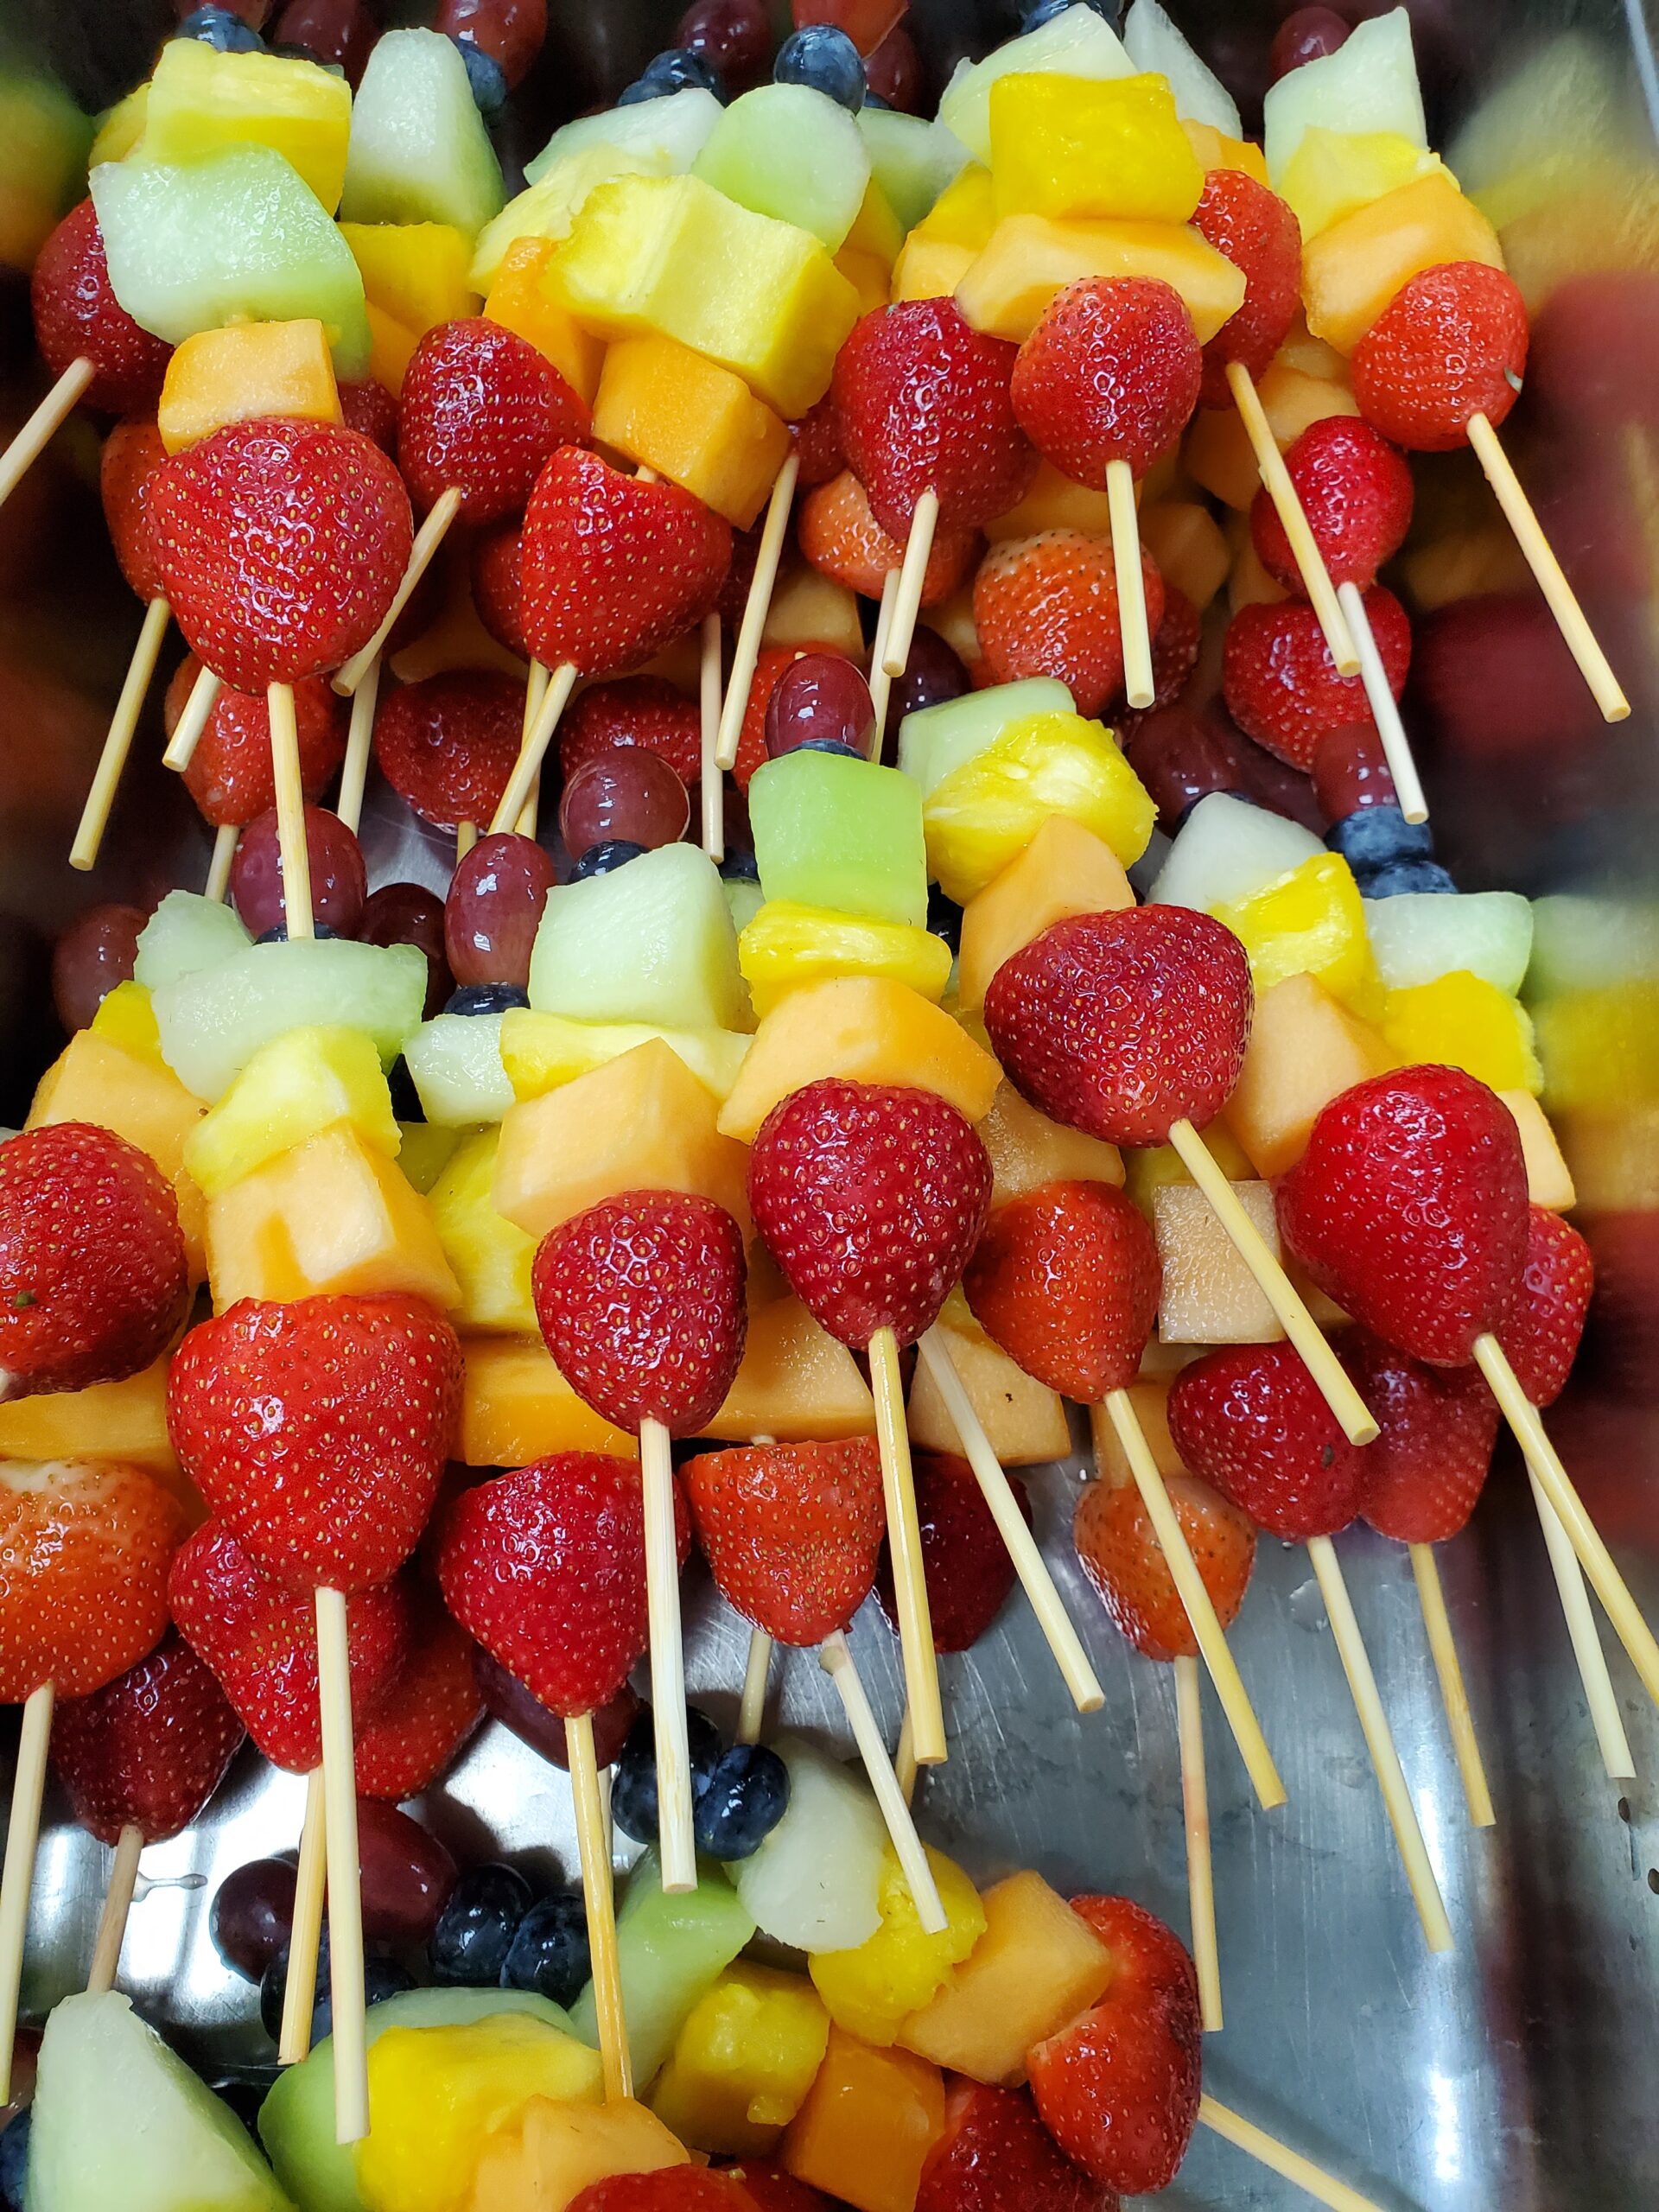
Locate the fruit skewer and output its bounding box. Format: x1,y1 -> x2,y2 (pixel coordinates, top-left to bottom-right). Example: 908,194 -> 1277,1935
714,451 -> 802,773
698,610 -> 724,859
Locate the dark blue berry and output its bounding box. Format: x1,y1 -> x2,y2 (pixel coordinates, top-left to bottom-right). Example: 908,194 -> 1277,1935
176,6 -> 264,52
926,882 -> 963,953
255,922 -> 339,944
798,738 -> 861,759
499,1890 -> 591,2007
1362,860 -> 1459,897
693,1741 -> 791,1859
0,2110 -> 29,2212
571,839 -> 649,879
719,848 -> 760,883
312,1954 -> 418,2044
388,1054 -> 424,1122
1325,803 -> 1434,874
208,2065 -> 283,2131
862,88 -> 890,109
1021,0 -> 1118,25
774,25 -> 865,111
454,35 -> 509,115
429,1863 -> 537,1986
610,1705 -> 726,1845
443,981 -> 531,1017
643,46 -> 722,94
617,77 -> 664,104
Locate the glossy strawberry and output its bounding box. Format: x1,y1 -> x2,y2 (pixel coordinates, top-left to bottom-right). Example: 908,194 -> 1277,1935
1071,1891 -> 1199,2007
532,1193 -> 747,1436
165,656 -> 346,828
1166,1340 -> 1366,1540
798,470 -> 979,604
1144,582 -> 1201,715
50,1629 -> 244,1846
521,447 -> 731,677
1351,262 -> 1529,452
1075,1465 -> 1255,1661
983,908 -> 1252,1150
1189,169 -> 1301,404
148,416 -> 413,690
917,2080 -> 1116,2212
0,1123 -> 189,1401
168,1522 -> 410,1770
560,675 -> 704,789
965,1179 -> 1160,1402
1498,1205 -> 1594,1408
354,1586 -> 484,1799
100,419 -> 168,601
470,518 -> 527,659
748,1080 -> 992,1351
1012,277 -> 1201,483
372,669 -> 526,831
30,200 -> 171,414
1277,1065 -> 1529,1366
338,375 -> 400,455
399,316 -> 590,521
790,394 -> 846,486
718,2168 -> 840,2212
1223,588 -> 1410,771
974,531 -> 1166,719
570,2173 -> 759,2212
683,1439 -> 885,1646
876,1451 -> 1027,1653
1251,416 -> 1414,594
166,1294 -> 463,1590
1340,1329 -> 1499,1544
0,1459 -> 185,1701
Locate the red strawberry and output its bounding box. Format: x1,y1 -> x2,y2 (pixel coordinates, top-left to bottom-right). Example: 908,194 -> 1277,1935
875,1451 -> 1028,1653
570,2174 -> 759,2212
1351,263 -> 1529,453
1189,169 -> 1302,404
164,655 -> 346,828
50,1629 -> 245,1846
719,2171 -> 842,2212
522,447 -> 732,677
1027,1896 -> 1201,2195
832,299 -> 1036,537
983,908 -> 1252,1150
1250,416 -> 1414,594
790,395 -> 846,487
166,1294 -> 463,1590
372,670 -> 526,831
1340,1329 -> 1499,1544
1223,588 -> 1410,771
30,200 -> 172,415
0,1459 -> 185,1701
1277,1065 -> 1529,1366
683,1439 -> 886,1646
1011,277 -> 1201,484
1075,1468 -> 1255,1661
470,518 -> 528,659
560,675 -> 704,789
1498,1205 -> 1593,1408
168,1522 -> 410,1770
399,317 -> 590,522
917,2080 -> 1116,2212
1166,1341 -> 1366,1540
438,1454 -> 683,1718
964,1179 -> 1160,1402
974,531 -> 1166,719
353,1589 -> 484,1799
798,470 -> 979,605
147,416 -> 413,690
748,1081 -> 993,1351
100,419 -> 168,601
0,1123 -> 189,1401
338,376 -> 400,455
1145,582 -> 1201,714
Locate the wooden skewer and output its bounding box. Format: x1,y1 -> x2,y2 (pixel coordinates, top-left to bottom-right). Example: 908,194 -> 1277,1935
1409,1545 -> 1496,1828
715,453 -> 798,772
867,568 -> 900,738
204,822 -> 238,905
820,1633 -> 947,1933
515,775 -> 541,842
1166,1119 -> 1377,1446
491,663 -> 578,832
868,1326 -> 945,1767
456,820 -> 477,861
0,1683 -> 54,2100
1527,1471 -> 1636,1781
566,1714 -> 632,2101
1466,411 -> 1630,723
334,654 -> 378,837
71,595 -> 171,870
1105,460 -> 1155,709
1174,1656 -> 1222,2032
522,659 -> 551,741
1224,360 -> 1359,676
1337,578 -> 1427,824
0,357 -> 95,510
334,485 -> 464,697
1306,1535 -> 1452,1953
162,662 -> 221,772
1198,2095 -> 1389,2212
881,486 -> 938,680
86,1822 -> 144,1995
315,1589 -> 368,2143
639,1417 -> 696,1893
737,1630 -> 772,1747
895,1708 -> 918,1805
699,611 -> 723,861
1103,1387 -> 1286,1808
279,1765 -> 327,2065
268,683 -> 314,943
915,1327 -> 1103,1711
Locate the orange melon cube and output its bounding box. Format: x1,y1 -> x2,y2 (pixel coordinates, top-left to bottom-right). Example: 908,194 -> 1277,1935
458,1337 -> 637,1466
1152,1179 -> 1285,1343
700,1297 -> 874,1442
1088,1376 -> 1181,1484
1302,171 -> 1505,353
1224,972 -> 1395,1179
158,319 -> 340,453
1227,512 -> 1289,610
956,214 -> 1245,345
906,1320 -> 1071,1467
0,1359 -> 185,1497
760,558 -> 866,657
1138,499 -> 1230,611
468,2094 -> 689,2211
1185,358 -> 1360,511
1180,118 -> 1269,184
781,2028 -> 944,2212
365,301 -> 421,395
978,1083 -> 1124,1206
982,456 -> 1116,544
592,332 -> 790,529
1501,1089 -> 1576,1211
485,238 -> 605,407
957,816 -> 1134,1014
891,236 -> 976,303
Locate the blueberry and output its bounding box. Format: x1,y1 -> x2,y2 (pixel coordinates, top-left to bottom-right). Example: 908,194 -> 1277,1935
1021,0 -> 1119,26
176,5 -> 264,52
454,35 -> 509,115
388,1054 -> 425,1122
429,1862 -> 537,1986
719,848 -> 760,883
1325,803 -> 1434,874
312,1953 -> 418,2043
774,25 -> 866,111
642,45 -> 722,94
255,922 -> 339,943
693,1741 -> 791,1859
571,838 -> 649,879
797,738 -> 862,759
443,980 -> 532,1016
926,882 -> 963,953
616,76 -> 664,104
208,2064 -> 283,2132
610,1704 -> 726,1845
499,1890 -> 592,2007
1362,859 -> 1459,897
0,2110 -> 29,2212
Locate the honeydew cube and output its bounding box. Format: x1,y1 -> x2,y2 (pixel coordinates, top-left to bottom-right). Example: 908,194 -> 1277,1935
0,1359 -> 182,1494
700,1296 -> 875,1442
470,2097 -> 690,2210
471,147 -> 668,289
939,4 -> 1134,166
571,1847 -> 756,2088
716,977 -> 1002,1143
340,28 -> 504,237
593,333 -> 791,528
525,88 -> 722,186
1214,850 -> 1382,1018
158,318 -> 340,454
1147,796 -> 1319,913
1382,973 -> 1543,1095
1088,1376 -> 1182,1484
1154,1179 -> 1286,1343
1184,358 -> 1360,509
501,1007 -> 750,1104
1124,0 -> 1243,134
88,980 -> 164,1066
340,219 -> 477,336
749,750 -> 928,928
1501,1090 -> 1576,1210
857,109 -> 969,232
694,85 -> 871,252
1223,973 -> 1395,1179
459,1336 -> 637,1465
906,1320 -> 1071,1466
990,73 -> 1204,226
651,1963 -> 830,2156
142,36 -> 353,213
982,457 -> 1115,544
957,815 -> 1134,1014
979,1082 -> 1124,1205
550,173 -> 861,420
898,680 -> 1071,799
1263,7 -> 1427,184
740,900 -> 952,1017
429,1128 -> 538,1335
731,1739 -> 886,1954
1281,127 -> 1452,242
529,842 -> 748,1034
761,559 -> 867,657
483,238 -> 605,405
183,1022 -> 397,1198
1363,889 -> 1534,996
1302,171 -> 1504,353
957,212 -> 1245,345
403,1014 -> 517,1128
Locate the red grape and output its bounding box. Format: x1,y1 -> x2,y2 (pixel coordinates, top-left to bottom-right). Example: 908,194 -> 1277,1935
436,0 -> 548,86
559,752 -> 689,856
270,0 -> 378,81
676,0 -> 772,90
1313,721 -> 1398,821
765,652 -> 875,759
51,902 -> 144,1032
795,0 -> 904,57
211,1858 -> 297,1981
864,22 -> 922,111
882,625 -> 968,758
359,880 -> 452,1018
230,805 -> 367,938
473,1646 -> 640,1769
356,1797 -> 457,1947
445,832 -> 556,988
1123,706 -> 1250,832
1268,6 -> 1351,81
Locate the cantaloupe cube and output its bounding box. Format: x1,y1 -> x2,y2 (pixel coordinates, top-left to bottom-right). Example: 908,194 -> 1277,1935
991,72 -> 1203,225
458,1337 -> 637,1466
0,1360 -> 183,1493
365,302 -> 421,394
340,220 -> 478,337
899,1871 -> 1112,2085
143,37 -> 353,212
760,560 -> 866,657
494,1039 -> 752,1240
1302,170 -> 1505,352
1227,512 -> 1289,610
699,1297 -> 874,1443
716,978 -> 1001,1143
1185,359 -> 1359,510
1153,1179 -> 1285,1343
982,456 -> 1116,544
1501,1089 -> 1575,1210
467,2094 -> 688,2212
1224,971 -> 1395,1179
1181,118 -> 1268,184
955,213 -> 1245,344
593,333 -> 791,529
979,1084 -> 1124,1205
892,236 -> 977,302
957,817 -> 1134,1014
1088,1376 -> 1181,1483
484,238 -> 605,406
907,1322 -> 1071,1466
835,247 -> 891,315
1138,499 -> 1230,610
781,2029 -> 944,2212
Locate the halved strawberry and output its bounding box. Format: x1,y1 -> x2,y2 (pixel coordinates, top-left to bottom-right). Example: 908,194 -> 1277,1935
1075,1468 -> 1255,1661
974,531 -> 1166,719
1189,169 -> 1301,404
560,675 -> 703,789
683,1439 -> 885,1647
964,1179 -> 1160,1402
353,1588 -> 484,1800
1011,277 -> 1200,485
1223,589 -> 1409,772
50,1629 -> 245,1845
470,518 -> 527,659
100,419 -> 169,602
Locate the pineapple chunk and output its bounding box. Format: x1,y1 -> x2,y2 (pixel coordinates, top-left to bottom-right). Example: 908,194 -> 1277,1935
183,1024 -> 398,1198
89,980 -> 164,1066
142,37 -> 353,213
91,83 -> 148,167
844,177 -> 904,265
160,318 -> 340,453
429,1129 -> 539,1334
835,247 -> 890,315
761,559 -> 867,656
483,238 -> 604,405
810,1847 -> 984,2048
0,1361 -> 183,1494
340,220 -> 478,337
989,73 -> 1203,225
1381,972 -> 1542,1095
1281,126 -> 1451,242
651,1963 -> 830,2155
1180,118 -> 1268,183
365,302 -> 420,394
1302,170 -> 1504,352
957,816 -> 1134,1014
593,333 -> 791,529
1212,851 -> 1382,1018
979,1083 -> 1124,1206
470,146 -> 668,289
956,213 -> 1245,344
739,901 -> 953,1018
459,1337 -> 637,1466
906,1322 -> 1071,1465
1153,1179 -> 1285,1343
501,1007 -> 750,1104
912,163 -> 995,250
700,1297 -> 874,1442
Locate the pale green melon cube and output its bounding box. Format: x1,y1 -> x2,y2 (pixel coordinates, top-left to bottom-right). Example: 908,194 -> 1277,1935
1122,0 -> 1242,133
153,938 -> 428,1101
856,108 -> 970,232
569,1847 -> 754,2089
340,29 -> 504,237
1263,8 -> 1426,184
694,86 -> 871,252
525,87 -> 722,186
1147,791 -> 1324,913
939,4 -> 1135,165
729,1736 -> 886,1954
898,677 -> 1075,799
1364,890 -> 1534,996
401,1010 -> 517,1127
134,891 -> 253,994
749,751 -> 927,928
528,842 -> 747,1033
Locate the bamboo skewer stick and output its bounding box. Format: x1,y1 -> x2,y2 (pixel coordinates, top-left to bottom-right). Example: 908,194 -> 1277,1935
1198,2095 -> 1389,2212
315,1590 -> 368,2143
204,823 -> 238,904
880,488 -> 938,681
895,1709 -> 918,1805
0,358 -> 95,509
162,662 -> 221,772
268,683 -> 313,942
491,663 -> 578,832
820,1634 -> 946,1933
640,1417 -> 696,1893
71,595 -> 171,869
566,1714 -> 631,2101
737,1630 -> 772,1747
1224,360 -> 1359,675
86,1823 -> 144,1996
1409,1545 -> 1495,1828
279,1766 -> 327,2065
1336,579 -> 1427,825
699,611 -> 723,861
1174,1656 -> 1222,2032
0,1683 -> 54,2100
455,821 -> 477,861
335,486 -> 463,697
334,655 -> 378,837
715,454 -> 798,772
1526,1472 -> 1635,1780
867,568 -> 900,736
1106,460 -> 1155,709
869,1327 -> 945,1768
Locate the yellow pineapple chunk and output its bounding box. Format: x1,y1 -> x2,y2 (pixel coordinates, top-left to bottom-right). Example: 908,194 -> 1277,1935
1180,119 -> 1268,184
484,238 -> 605,406
593,332 -> 791,528
501,1007 -> 750,1105
739,901 -> 953,1019
700,1297 -> 874,1442
979,1083 -> 1124,1206
365,302 -> 420,395
459,1337 -> 637,1466
470,145 -> 667,288
340,221 -> 479,339
836,247 -> 891,315
429,1129 -> 539,1335
1302,170 -> 1504,353
989,73 -> 1203,226
1213,851 -> 1382,1018
957,816 -> 1134,1014
183,1023 -> 398,1198
1280,127 -> 1451,242
1381,972 -> 1542,1095
88,980 -> 164,1066
956,214 -> 1245,344
652,1963 -> 830,2155
906,1322 -> 1071,1466
143,38 -> 353,212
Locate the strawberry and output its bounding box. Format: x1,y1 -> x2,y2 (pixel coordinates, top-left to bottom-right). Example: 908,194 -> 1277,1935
49,1629 -> 245,1846
790,395 -> 846,487
1498,1205 -> 1593,1408
798,470 -> 979,605
560,675 -> 704,789
1011,277 -> 1201,484
30,200 -> 172,415
1277,1065 -> 1529,1366
399,316 -> 590,523
338,376 -> 400,456
917,2080 -> 1116,2212
372,669 -> 526,832
1145,582 -> 1201,713
983,908 -> 1252,1150
437,1454 -> 683,1718
1250,416 -> 1414,594
166,1294 -> 463,1590
0,1459 -> 185,1701
1027,1895 -> 1200,2195
100,419 -> 168,602
1351,262 -> 1529,453
748,1081 -> 993,1351
353,1588 -> 484,1799
148,416 -> 414,691
164,655 -> 346,828
683,1438 -> 886,1646
1074,1467 -> 1255,1661
1223,588 -> 1410,771
875,1451 -> 1028,1653
168,1522 -> 410,1771
1340,1328 -> 1499,1544
1189,169 -> 1302,405
964,1179 -> 1160,1402
718,2172 -> 840,2212
522,447 -> 732,677
716,525 -> 762,632
1166,1341 -> 1366,1540
973,531 -> 1166,719
832,299 -> 1036,537
570,2175 -> 759,2212
0,1123 -> 189,1401
470,518 -> 527,660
